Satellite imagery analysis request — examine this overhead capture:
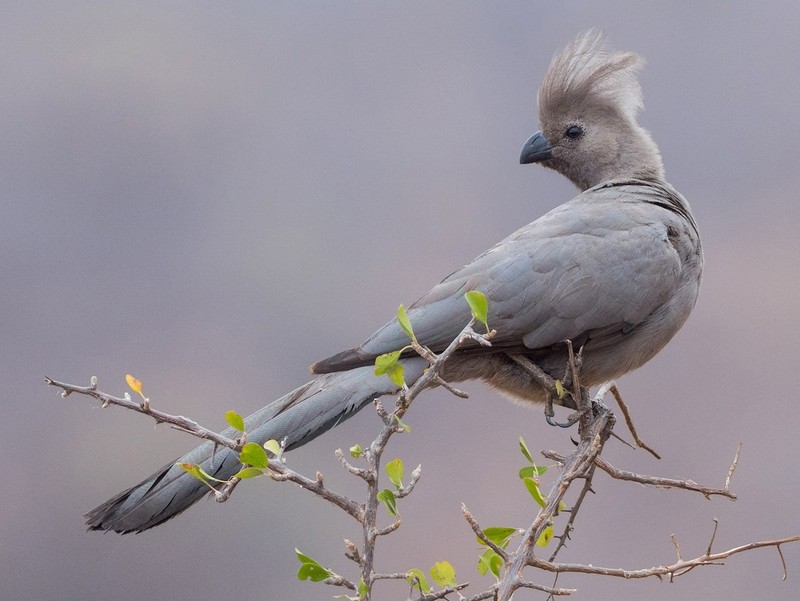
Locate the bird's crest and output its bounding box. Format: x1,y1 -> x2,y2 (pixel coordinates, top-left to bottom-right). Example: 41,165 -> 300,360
539,30 -> 645,124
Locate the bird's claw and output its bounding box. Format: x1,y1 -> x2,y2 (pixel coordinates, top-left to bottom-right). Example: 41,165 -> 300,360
545,396 -> 583,428
546,410 -> 583,428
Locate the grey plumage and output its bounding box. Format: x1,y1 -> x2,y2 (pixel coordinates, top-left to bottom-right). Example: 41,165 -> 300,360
85,31 -> 702,533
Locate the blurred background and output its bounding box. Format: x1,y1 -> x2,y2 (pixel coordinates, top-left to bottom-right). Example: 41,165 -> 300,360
3,2 -> 799,599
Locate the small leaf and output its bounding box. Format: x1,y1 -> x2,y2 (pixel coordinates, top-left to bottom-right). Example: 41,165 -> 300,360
397,304 -> 416,342
295,549 -> 333,582
178,462 -> 209,484
554,379 -> 567,399
386,362 -> 405,388
377,489 -> 398,516
374,350 -> 406,387
518,436 -> 534,464
464,290 -> 489,328
178,463 -> 226,490
523,477 -> 547,508
297,563 -> 331,582
358,577 -> 368,598
393,415 -> 412,433
240,442 -> 269,468
264,439 -> 282,457
429,560 -> 457,587
536,524 -> 554,547
374,350 -> 403,374
477,549 -> 503,578
125,374 -> 144,397
233,467 -> 264,479
349,444 -> 363,458
225,410 -> 245,432
386,458 -> 404,489
518,465 -> 548,479
558,500 -> 568,512
479,526 -> 518,549
405,569 -> 431,593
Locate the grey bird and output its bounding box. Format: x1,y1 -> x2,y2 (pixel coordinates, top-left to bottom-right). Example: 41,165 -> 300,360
85,31 -> 702,533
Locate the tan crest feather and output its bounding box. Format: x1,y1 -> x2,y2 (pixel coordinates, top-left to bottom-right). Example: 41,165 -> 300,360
539,30 -> 645,123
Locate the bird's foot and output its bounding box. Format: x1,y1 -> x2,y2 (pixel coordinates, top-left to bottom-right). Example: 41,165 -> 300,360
544,396 -> 583,428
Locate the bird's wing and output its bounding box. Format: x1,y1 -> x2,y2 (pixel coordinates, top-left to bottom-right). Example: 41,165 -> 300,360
312,182 -> 684,373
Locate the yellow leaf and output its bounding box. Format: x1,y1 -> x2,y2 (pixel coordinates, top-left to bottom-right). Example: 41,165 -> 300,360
536,524 -> 554,547
125,374 -> 143,397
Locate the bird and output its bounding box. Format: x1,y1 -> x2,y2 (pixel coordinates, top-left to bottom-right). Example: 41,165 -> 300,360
85,31 -> 702,533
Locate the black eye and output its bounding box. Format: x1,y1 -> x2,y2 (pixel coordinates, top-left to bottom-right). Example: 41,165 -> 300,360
564,125 -> 583,139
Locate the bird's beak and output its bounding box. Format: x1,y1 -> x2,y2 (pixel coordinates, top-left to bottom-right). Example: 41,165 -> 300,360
519,130 -> 552,164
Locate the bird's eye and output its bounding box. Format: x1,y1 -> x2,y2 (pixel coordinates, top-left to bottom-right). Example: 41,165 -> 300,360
564,125 -> 583,139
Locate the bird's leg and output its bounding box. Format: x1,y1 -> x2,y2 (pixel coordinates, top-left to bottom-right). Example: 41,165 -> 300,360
545,341 -> 593,429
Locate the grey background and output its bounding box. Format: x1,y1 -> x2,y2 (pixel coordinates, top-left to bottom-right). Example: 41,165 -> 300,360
4,2 -> 800,600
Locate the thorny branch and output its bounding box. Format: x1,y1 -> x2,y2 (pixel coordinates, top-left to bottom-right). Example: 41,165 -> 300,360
47,318 -> 495,601
48,324 -> 800,600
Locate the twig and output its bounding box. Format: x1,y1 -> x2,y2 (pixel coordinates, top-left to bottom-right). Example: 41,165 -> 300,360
358,318 -> 494,599
547,463 -> 596,562
45,376 -> 241,451
496,406 -> 616,601
461,504 -> 509,561
529,534 -> 800,580
608,384 -> 661,459
594,455 -> 737,500
266,462 -> 365,522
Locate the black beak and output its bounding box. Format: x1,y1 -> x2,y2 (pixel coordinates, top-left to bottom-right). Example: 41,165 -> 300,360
519,130 -> 552,164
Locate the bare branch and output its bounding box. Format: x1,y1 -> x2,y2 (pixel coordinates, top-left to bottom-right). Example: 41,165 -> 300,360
45,376 -> 241,450
608,384 -> 661,459
529,534 -> 800,580
594,455 -> 737,500
517,579 -> 576,595
266,462 -> 366,522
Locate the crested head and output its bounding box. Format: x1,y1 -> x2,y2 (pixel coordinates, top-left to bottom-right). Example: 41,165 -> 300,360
539,30 -> 645,127
526,30 -> 665,190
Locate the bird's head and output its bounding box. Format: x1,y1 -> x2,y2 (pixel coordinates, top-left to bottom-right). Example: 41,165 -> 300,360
520,30 -> 665,191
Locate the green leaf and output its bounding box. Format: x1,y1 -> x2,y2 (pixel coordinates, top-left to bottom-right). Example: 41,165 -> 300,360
464,290 -> 489,329
558,500 -> 568,512
240,442 -> 269,469
429,560 -> 457,588
178,462 -> 209,484
377,489 -> 398,516
263,439 -> 282,457
397,304 -> 416,342
297,563 -> 331,582
374,350 -> 403,374
477,549 -> 503,578
358,577 -> 368,598
386,362 -> 405,388
405,569 -> 431,593
554,379 -> 567,399
177,462 -> 226,484
518,465 -> 548,479
295,549 -> 333,582
536,524 -> 554,547
374,350 -> 406,387
225,410 -> 245,432
349,444 -> 363,458
393,414 -> 412,432
523,477 -> 547,508
479,526 -> 518,549
518,436 -> 534,464
386,458 -> 404,489
233,467 -> 264,479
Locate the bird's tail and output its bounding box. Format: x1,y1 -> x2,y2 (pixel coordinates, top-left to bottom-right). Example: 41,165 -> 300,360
85,360 -> 427,533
